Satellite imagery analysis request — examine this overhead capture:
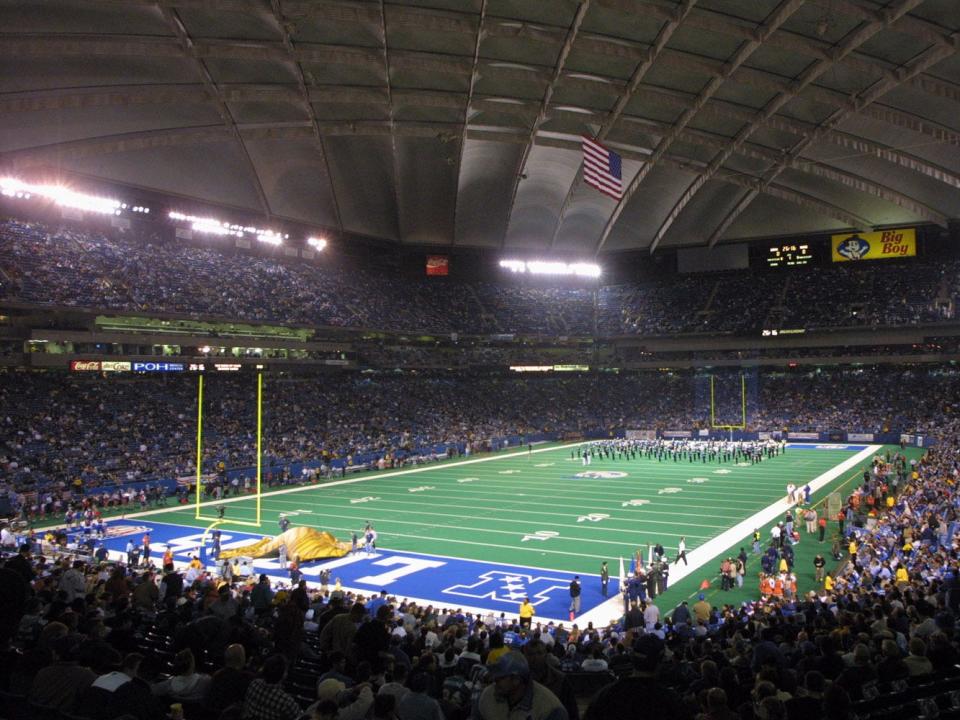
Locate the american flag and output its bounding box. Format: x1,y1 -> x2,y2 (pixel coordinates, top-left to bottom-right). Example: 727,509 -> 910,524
582,135 -> 623,199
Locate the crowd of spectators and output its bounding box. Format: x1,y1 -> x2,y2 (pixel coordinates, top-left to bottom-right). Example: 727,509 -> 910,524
2,365 -> 958,498
2,419 -> 960,720
2,216 -> 957,338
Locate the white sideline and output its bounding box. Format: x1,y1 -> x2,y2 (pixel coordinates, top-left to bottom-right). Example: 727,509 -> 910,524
104,441 -> 584,522
572,444 -> 881,627
96,441 -> 880,626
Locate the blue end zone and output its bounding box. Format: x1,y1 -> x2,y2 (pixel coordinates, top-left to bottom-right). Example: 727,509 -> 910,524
92,520 -> 606,621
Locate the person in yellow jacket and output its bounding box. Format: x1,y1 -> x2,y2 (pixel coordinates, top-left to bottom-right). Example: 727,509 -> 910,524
824,573 -> 835,594
895,565 -> 909,586
518,597 -> 535,629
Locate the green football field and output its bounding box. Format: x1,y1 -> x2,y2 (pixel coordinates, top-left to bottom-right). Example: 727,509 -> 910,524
119,440 -> 920,615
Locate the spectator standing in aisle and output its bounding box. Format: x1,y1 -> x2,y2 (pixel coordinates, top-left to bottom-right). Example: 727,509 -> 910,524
568,576 -> 581,619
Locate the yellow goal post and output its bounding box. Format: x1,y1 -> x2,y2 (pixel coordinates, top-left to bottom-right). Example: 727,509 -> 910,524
194,373 -> 263,528
709,374 -> 747,430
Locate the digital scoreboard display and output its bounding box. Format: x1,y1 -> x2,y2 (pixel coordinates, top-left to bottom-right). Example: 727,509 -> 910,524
766,243 -> 813,268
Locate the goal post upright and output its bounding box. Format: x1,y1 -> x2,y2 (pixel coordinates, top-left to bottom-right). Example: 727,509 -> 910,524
194,373 -> 204,519
255,371 -> 262,526
709,373 -> 748,431
193,372 -> 264,529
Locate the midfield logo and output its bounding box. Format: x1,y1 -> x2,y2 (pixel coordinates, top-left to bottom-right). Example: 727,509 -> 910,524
575,470 -> 627,479
444,571 -> 571,604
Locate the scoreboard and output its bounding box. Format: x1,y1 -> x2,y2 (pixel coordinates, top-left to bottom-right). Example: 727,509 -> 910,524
764,243 -> 814,268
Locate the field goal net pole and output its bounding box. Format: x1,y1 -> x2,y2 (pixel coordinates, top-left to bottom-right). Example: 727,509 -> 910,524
710,374 -> 747,432
194,373 -> 263,529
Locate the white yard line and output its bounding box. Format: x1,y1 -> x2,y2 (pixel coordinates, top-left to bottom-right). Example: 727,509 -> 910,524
95,441 -> 879,625
102,443 -> 586,522
572,444 -> 881,627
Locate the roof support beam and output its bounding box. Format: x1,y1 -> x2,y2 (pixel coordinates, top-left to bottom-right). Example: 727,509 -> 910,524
269,0 -> 344,233
157,7 -> 273,218
594,0 -> 805,256
641,0 -> 923,255
6,83 -> 957,193
707,38 -> 957,242
501,0 -> 591,248
450,0 -> 487,248
549,0 -> 697,249
0,120 -> 870,230
377,0 -> 404,243
468,127 -> 870,228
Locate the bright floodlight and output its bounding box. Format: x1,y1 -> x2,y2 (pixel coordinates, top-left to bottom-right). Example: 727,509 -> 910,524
307,236 -> 327,251
498,259 -> 601,278
169,210 -> 284,244
256,230 -> 283,246
1,177 -> 121,215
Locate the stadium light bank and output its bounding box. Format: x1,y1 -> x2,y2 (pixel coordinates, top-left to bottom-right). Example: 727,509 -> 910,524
1,177 -> 125,216
499,259 -> 601,278
168,211 -> 289,246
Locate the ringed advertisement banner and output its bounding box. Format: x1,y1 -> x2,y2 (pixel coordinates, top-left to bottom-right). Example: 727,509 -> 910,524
70,360 -> 131,372
831,228 -> 916,262
425,255 -> 449,276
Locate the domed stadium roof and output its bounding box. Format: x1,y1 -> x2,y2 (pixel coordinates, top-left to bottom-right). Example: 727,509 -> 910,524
1,0 -> 958,254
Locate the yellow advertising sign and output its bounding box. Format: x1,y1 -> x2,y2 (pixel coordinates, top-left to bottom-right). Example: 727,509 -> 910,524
831,228 -> 916,262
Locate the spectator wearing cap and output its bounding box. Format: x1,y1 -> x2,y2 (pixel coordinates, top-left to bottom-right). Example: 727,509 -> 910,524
310,677 -> 374,720
692,594 -> 711,624
366,589 -> 389,616
476,650 -> 567,720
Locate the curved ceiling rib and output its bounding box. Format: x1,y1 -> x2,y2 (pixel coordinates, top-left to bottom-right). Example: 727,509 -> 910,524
450,0 -> 486,248
377,0 -> 403,242
501,0 -> 591,248
158,6 -> 273,218
592,0 -> 806,256
1,111 -> 946,231
638,0 -> 926,255
459,129 -> 872,228
548,0 -> 697,250
269,0 -> 344,233
4,32 -> 956,122
707,38 -> 958,244
0,1 -> 956,253
5,83 -> 958,195
1,120 -> 869,230
612,112 -> 949,226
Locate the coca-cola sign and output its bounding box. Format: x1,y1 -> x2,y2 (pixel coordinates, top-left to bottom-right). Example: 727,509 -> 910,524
70,360 -> 101,371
